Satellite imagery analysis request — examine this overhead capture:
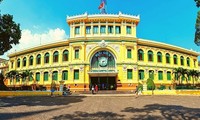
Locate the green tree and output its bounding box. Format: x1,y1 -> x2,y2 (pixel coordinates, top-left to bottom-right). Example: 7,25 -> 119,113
0,73 -> 8,90
173,67 -> 182,84
146,78 -> 155,95
194,0 -> 200,46
0,1 -> 21,55
179,68 -> 188,84
19,70 -> 33,85
194,0 -> 200,7
6,70 -> 18,87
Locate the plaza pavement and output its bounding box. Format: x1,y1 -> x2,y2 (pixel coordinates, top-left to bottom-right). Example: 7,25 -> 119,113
0,95 -> 199,120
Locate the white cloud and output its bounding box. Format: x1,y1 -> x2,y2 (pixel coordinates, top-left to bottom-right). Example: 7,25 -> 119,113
0,28 -> 68,59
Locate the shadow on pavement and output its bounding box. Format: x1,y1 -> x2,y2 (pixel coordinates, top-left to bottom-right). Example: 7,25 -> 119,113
121,104 -> 200,120
52,111 -> 125,120
0,96 -> 85,107
0,106 -> 67,120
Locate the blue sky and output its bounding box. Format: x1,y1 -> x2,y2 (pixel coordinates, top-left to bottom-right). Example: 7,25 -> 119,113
0,0 -> 200,60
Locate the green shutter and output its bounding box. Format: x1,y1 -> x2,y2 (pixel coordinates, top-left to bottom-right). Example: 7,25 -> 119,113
75,50 -> 79,59
44,72 -> 48,81
62,71 -> 68,80
127,69 -> 132,79
167,72 -> 171,80
36,73 -> 40,81
127,49 -> 132,58
74,70 -> 79,80
158,71 -> 163,80
139,70 -> 144,80
149,71 -> 154,80
52,72 -> 58,81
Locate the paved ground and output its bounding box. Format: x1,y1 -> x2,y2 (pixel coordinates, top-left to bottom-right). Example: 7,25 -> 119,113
0,95 -> 199,120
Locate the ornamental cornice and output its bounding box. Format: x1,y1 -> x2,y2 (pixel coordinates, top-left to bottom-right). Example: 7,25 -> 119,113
67,12 -> 140,25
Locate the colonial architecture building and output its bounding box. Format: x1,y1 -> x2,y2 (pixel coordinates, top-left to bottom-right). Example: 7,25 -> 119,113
7,12 -> 199,91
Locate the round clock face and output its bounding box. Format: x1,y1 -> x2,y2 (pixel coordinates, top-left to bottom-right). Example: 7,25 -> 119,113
99,57 -> 108,67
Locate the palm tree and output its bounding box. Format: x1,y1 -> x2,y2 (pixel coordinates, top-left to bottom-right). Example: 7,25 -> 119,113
194,70 -> 200,86
19,70 -> 33,85
188,69 -> 199,86
173,67 -> 182,85
179,68 -> 188,84
6,70 -> 19,88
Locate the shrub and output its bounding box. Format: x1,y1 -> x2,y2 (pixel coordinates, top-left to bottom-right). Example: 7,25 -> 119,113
146,78 -> 155,90
158,85 -> 166,90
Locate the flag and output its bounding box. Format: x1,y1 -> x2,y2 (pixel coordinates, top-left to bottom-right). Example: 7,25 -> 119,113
98,2 -> 104,9
101,0 -> 107,5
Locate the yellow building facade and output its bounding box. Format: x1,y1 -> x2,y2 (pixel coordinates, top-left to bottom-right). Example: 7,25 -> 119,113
7,12 -> 199,91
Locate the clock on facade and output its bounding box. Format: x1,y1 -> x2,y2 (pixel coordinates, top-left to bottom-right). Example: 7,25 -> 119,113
99,57 -> 108,67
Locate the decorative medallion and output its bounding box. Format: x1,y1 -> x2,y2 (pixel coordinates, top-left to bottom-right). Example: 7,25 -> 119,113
98,40 -> 107,48
80,65 -> 84,72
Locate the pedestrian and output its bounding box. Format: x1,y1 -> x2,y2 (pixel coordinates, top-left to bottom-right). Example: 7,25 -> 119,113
51,81 -> 56,97
135,86 -> 139,98
91,85 -> 94,94
63,84 -> 67,96
95,84 -> 98,93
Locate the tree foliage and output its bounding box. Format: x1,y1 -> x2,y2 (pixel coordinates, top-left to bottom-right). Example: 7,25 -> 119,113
194,0 -> 200,7
194,0 -> 200,46
194,11 -> 200,46
0,73 -> 8,90
147,78 -> 155,90
0,14 -> 21,55
146,78 -> 155,95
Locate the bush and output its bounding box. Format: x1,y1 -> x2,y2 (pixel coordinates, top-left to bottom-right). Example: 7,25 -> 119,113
146,78 -> 155,90
175,85 -> 195,90
158,85 -> 166,90
138,83 -> 143,91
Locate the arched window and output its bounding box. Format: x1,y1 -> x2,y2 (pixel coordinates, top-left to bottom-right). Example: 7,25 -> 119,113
63,50 -> 69,61
166,53 -> 170,64
138,70 -> 144,80
138,49 -> 144,61
180,56 -> 184,66
148,50 -> 153,62
44,52 -> 49,64
53,51 -> 59,62
149,70 -> 154,80
17,58 -> 20,68
157,52 -> 162,63
52,71 -> 58,81
62,70 -> 68,80
158,71 -> 163,80
36,54 -> 41,64
29,56 -> 33,66
167,71 -> 171,80
23,57 -> 26,67
36,72 -> 40,82
173,55 -> 177,65
187,57 -> 190,67
44,72 -> 48,81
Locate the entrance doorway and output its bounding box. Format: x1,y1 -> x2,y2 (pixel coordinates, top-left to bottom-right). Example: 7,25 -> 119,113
90,77 -> 116,90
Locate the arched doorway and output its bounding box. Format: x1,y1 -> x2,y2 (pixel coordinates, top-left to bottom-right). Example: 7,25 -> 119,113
88,50 -> 118,90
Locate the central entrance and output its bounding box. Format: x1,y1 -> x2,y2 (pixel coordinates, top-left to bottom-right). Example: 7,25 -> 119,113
90,77 -> 116,90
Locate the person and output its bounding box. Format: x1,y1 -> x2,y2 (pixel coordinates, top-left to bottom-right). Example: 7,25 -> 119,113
63,84 -> 67,96
91,85 -> 94,94
95,84 -> 98,93
51,81 -> 56,97
135,86 -> 139,98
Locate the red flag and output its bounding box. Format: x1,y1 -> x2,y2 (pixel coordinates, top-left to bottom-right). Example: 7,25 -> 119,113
98,2 -> 104,9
